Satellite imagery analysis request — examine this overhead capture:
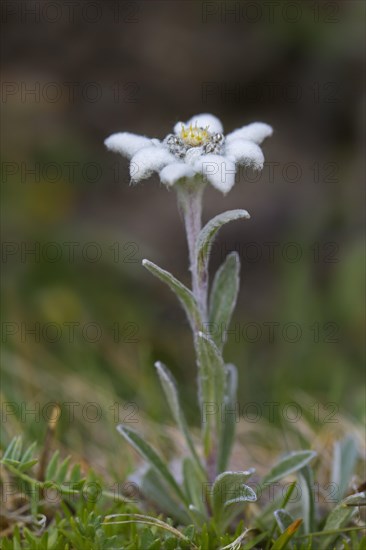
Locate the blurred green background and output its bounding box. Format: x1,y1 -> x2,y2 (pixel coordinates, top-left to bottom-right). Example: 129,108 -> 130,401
1,1 -> 364,471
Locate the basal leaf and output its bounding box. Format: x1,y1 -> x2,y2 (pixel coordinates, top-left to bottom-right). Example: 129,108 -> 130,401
319,491 -> 366,550
182,458 -> 206,515
298,465 -> 315,534
155,361 -> 203,472
274,509 -> 296,539
212,470 -> 256,521
140,467 -> 191,525
117,425 -> 187,504
331,435 -> 359,501
262,451 -> 317,486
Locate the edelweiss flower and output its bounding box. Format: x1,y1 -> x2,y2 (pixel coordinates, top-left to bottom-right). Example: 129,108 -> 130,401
105,113 -> 272,194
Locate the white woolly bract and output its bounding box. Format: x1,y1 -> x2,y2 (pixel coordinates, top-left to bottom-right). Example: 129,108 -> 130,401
104,132 -> 153,159
130,145 -> 176,182
105,114 -> 273,194
159,163 -> 196,186
226,122 -> 273,145
225,139 -> 264,169
194,154 -> 236,194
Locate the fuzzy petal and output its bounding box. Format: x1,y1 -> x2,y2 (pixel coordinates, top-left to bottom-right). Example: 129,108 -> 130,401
130,145 -> 176,182
159,163 -> 196,187
194,154 -> 236,194
226,122 -> 273,145
225,139 -> 264,169
174,113 -> 223,134
104,132 -> 153,159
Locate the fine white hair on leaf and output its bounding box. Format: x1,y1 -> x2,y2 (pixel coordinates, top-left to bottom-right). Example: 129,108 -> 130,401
194,154 -> 236,194
104,132 -> 153,159
225,139 -> 264,169
226,122 -> 273,145
174,113 -> 224,135
130,145 -> 176,182
159,163 -> 196,186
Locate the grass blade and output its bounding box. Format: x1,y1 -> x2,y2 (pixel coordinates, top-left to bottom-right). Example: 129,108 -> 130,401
271,519 -> 302,550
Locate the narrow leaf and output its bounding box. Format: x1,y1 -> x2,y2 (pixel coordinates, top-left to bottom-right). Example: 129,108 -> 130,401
142,259 -> 202,330
274,509 -> 296,539
141,467 -> 190,525
45,450 -> 60,480
331,435 -> 359,501
275,508 -> 295,530
195,332 -> 226,456
21,442 -> 37,464
18,459 -> 38,472
196,209 -> 250,274
271,519 -> 302,550
319,491 -> 366,550
155,361 -> 203,472
117,425 -> 187,504
220,487 -> 257,532
224,484 -> 257,507
217,363 -> 238,473
183,458 -> 206,514
209,252 -> 240,350
298,465 -> 315,534
55,456 -> 71,483
262,451 -> 317,485
2,436 -> 20,461
212,470 -> 256,521
12,437 -> 23,461
188,505 -> 207,526
242,532 -> 268,549
220,528 -> 250,549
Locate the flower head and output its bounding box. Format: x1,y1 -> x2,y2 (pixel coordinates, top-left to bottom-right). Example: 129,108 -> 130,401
104,113 -> 272,194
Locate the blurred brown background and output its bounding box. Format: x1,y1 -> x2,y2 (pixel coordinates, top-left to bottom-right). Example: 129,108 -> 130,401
1,1 -> 365,457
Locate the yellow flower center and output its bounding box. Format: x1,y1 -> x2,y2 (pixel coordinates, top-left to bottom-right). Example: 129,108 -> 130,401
179,124 -> 210,147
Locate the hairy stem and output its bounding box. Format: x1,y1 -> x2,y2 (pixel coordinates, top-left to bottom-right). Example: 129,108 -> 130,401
177,181 -> 219,478
177,182 -> 207,324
